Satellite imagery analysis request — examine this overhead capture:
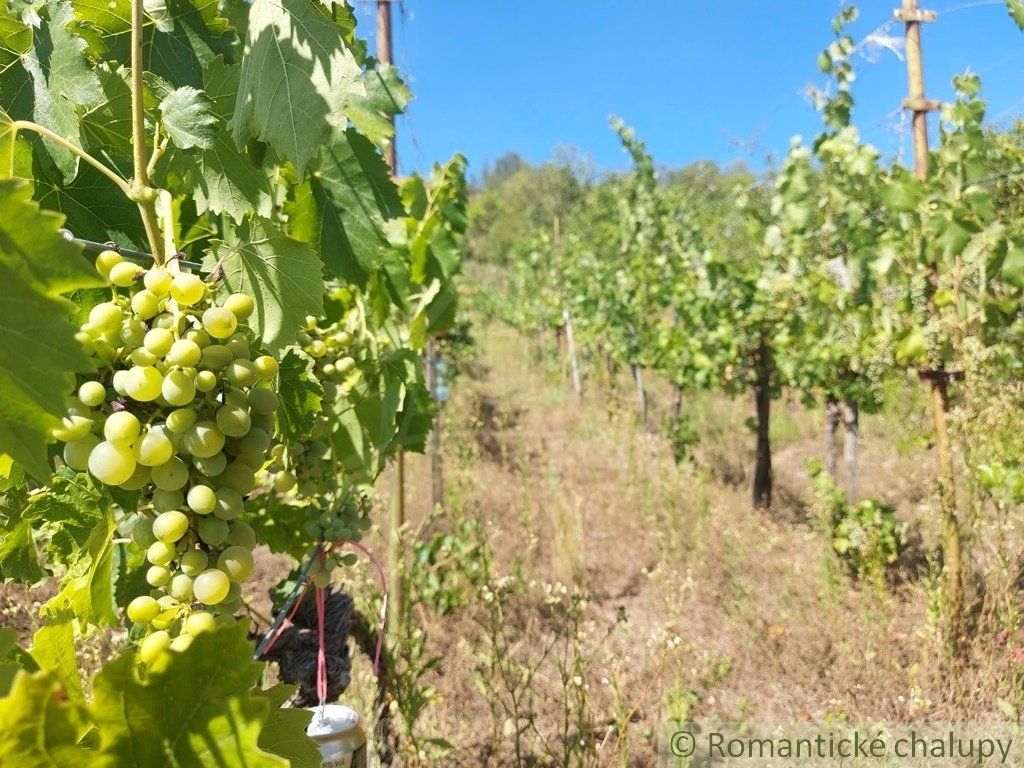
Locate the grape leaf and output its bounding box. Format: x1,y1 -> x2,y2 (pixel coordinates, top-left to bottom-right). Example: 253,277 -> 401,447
91,622 -> 288,767
207,217 -> 325,354
231,0 -> 364,175
80,65 -> 133,161
0,6 -> 30,76
347,62 -> 411,150
0,671 -> 101,767
22,0 -> 102,181
255,684 -> 320,768
159,85 -> 217,149
42,508 -> 118,627
1007,0 -> 1024,30
293,128 -> 404,286
0,180 -> 99,480
29,614 -> 85,705
276,348 -> 323,443
0,520 -> 44,582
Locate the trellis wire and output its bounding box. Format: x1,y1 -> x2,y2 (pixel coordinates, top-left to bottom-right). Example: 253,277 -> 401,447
60,229 -> 203,271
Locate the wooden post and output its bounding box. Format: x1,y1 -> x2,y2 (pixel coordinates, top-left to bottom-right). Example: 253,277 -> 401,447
426,338 -> 444,510
563,309 -> 582,397
898,0 -> 962,647
378,0 -> 404,638
824,395 -> 840,480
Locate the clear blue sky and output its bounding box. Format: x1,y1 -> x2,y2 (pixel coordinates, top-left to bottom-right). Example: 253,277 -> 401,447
355,1 -> 1024,179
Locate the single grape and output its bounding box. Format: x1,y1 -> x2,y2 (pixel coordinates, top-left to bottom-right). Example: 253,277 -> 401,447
200,344 -> 233,369
131,290 -> 162,320
146,565 -> 172,587
167,339 -> 202,368
218,462 -> 257,495
170,273 -> 205,306
152,510 -> 189,543
134,428 -> 174,467
104,411 -> 141,444
184,421 -> 225,458
273,471 -> 297,493
195,370 -> 218,393
193,452 -> 227,477
119,464 -> 152,490
140,630 -> 171,664
147,541 -> 176,567
248,388 -> 279,415
130,348 -> 159,367
111,370 -> 130,396
252,356 -> 279,380
152,489 -> 184,512
131,517 -> 156,547
217,546 -> 254,582
88,440 -> 137,485
216,404 -> 251,438
95,249 -> 122,278
161,369 -> 197,407
226,521 -> 257,549
224,359 -> 256,388
234,427 -> 270,456
151,456 -> 189,491
120,319 -> 147,347
166,408 -> 197,434
202,307 -> 238,339
143,328 -> 174,357
224,293 -> 254,319
78,381 -> 106,407
169,634 -> 194,653
213,487 -> 243,520
193,569 -> 230,605
225,334 -> 250,360
197,517 -> 229,546
109,261 -> 143,287
144,267 -> 173,296
124,366 -> 163,402
180,548 -> 209,576
127,595 -> 160,623
187,484 -> 217,515
169,573 -> 194,602
185,611 -> 216,635
54,415 -> 93,442
88,302 -> 123,334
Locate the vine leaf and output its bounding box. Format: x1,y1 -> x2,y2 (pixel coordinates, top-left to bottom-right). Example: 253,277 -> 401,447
0,180 -> 99,480
1007,0 -> 1024,30
159,85 -> 217,149
276,348 -> 323,443
256,684 -> 321,768
23,0 -> 102,180
91,622 -> 288,767
29,614 -> 85,706
0,671 -> 101,767
0,6 -> 30,76
348,62 -> 411,150
207,217 -> 325,354
231,0 -> 364,175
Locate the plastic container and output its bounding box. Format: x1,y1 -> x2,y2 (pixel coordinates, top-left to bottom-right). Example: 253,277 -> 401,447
305,704 -> 367,768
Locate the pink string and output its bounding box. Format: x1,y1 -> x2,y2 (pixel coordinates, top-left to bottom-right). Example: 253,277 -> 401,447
259,579 -> 312,657
326,539 -> 389,679
315,586 -> 328,705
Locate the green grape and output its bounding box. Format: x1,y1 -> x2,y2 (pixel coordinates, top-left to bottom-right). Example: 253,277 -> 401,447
167,339 -> 202,367
152,510 -> 189,543
186,485 -> 217,515
225,335 -> 250,360
273,471 -> 297,492
95,249 -> 122,278
195,370 -> 218,393
253,355 -> 279,380
193,452 -> 227,477
218,463 -> 256,495
131,517 -> 156,547
217,546 -> 254,582
161,369 -> 197,406
169,573 -> 194,602
152,489 -> 184,512
180,548 -> 209,576
308,340 -> 327,358
127,595 -> 160,623
150,312 -> 179,331
184,421 -> 225,458
226,521 -> 257,549
119,464 -> 152,490
109,261 -> 143,287
88,302 -> 122,334
151,456 -> 189,491
88,440 -> 137,485
197,517 -> 229,546
202,307 -> 238,339
170,273 -> 205,306
166,408 -> 197,434
131,290 -> 162,320
213,487 -> 243,520
224,293 -> 254,319
200,344 -> 233,369
121,318 -> 147,347
216,404 -> 251,438
54,415 -> 93,442
248,388 -> 279,415
224,359 -> 256,388
184,328 -> 210,347
144,328 -> 174,357
134,428 -> 174,467
146,565 -> 172,587
169,634 -> 193,653
140,630 -> 170,663
130,348 -> 158,367
78,381 -> 106,407
144,267 -> 172,296
124,366 -> 163,402
185,611 -> 216,635
104,411 -> 141,444
193,569 -> 230,605
111,370 -> 130,396
147,541 -> 176,566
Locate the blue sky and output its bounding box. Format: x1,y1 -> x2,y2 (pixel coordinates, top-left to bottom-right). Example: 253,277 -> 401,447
355,1 -> 1024,179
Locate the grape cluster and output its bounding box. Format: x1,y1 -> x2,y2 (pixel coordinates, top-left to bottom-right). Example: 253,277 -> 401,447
264,293 -> 374,581
57,250 -> 280,662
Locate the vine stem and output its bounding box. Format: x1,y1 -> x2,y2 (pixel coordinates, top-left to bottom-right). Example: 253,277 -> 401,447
10,121 -> 128,194
130,0 -> 165,265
